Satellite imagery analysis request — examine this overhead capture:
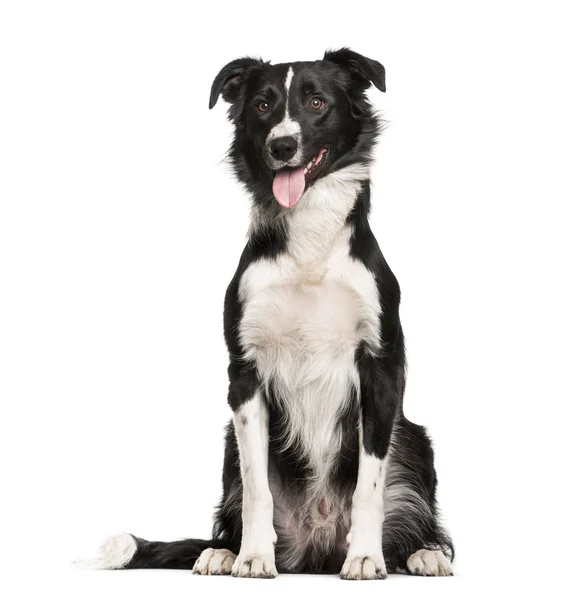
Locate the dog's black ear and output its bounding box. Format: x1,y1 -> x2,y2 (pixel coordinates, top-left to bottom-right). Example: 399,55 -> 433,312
323,48 -> 386,92
209,57 -> 264,110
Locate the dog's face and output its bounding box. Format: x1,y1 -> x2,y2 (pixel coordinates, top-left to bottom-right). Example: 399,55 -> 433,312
209,49 -> 385,208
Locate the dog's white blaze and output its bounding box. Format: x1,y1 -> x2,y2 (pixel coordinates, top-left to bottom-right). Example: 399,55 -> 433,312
232,391 -> 277,575
267,117 -> 301,143
240,165 -> 380,502
267,67 -> 301,145
285,66 -> 294,91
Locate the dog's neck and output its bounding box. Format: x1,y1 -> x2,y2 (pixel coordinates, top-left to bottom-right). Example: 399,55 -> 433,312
248,163 -> 371,266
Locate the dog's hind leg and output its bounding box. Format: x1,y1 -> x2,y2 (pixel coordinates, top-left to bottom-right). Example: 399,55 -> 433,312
381,418 -> 454,575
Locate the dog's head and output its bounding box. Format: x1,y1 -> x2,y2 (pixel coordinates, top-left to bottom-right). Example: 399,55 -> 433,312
210,49 -> 385,209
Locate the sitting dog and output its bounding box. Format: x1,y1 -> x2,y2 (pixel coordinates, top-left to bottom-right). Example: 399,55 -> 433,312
93,48 -> 454,580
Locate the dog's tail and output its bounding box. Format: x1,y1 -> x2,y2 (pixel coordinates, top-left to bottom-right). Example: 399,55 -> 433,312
82,533 -> 236,570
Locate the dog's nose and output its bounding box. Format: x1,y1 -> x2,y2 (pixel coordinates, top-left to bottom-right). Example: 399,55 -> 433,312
269,136 -> 298,162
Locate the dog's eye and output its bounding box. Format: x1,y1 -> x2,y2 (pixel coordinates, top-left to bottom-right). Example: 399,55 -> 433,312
258,101 -> 269,113
311,98 -> 324,110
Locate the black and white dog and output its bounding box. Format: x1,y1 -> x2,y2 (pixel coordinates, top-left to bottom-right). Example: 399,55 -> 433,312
93,48 -> 453,579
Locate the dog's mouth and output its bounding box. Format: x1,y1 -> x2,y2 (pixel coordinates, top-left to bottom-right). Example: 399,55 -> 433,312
272,147 -> 329,209
303,147 -> 329,183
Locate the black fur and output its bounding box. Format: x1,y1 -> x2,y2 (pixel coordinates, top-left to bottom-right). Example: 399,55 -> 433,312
114,48 -> 453,575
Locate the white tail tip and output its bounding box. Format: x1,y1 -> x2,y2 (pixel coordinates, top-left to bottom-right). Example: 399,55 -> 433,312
74,533 -> 138,570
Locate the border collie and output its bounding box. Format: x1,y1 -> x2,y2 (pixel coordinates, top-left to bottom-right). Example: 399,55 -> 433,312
91,48 -> 454,579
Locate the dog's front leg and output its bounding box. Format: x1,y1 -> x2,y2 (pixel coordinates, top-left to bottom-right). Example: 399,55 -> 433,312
228,363 -> 277,578
341,349 -> 397,580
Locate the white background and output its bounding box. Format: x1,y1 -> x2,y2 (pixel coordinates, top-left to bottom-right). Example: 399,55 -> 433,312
1,1 -> 585,598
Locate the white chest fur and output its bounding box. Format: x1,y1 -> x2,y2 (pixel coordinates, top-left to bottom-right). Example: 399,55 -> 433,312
238,167 -> 381,490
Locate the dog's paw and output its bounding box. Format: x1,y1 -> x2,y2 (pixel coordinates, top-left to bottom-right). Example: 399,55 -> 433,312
340,554 -> 387,580
192,548 -> 236,575
231,552 -> 277,578
407,549 -> 453,576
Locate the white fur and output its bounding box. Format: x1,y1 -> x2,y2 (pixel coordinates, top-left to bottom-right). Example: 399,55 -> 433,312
241,165 -> 379,501
407,549 -> 453,576
341,428 -> 388,580
232,392 -> 278,578
193,548 -> 236,575
83,533 -> 137,569
341,556 -> 386,580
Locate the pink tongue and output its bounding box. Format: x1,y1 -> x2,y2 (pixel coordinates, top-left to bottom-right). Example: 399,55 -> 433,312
272,168 -> 306,208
